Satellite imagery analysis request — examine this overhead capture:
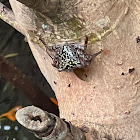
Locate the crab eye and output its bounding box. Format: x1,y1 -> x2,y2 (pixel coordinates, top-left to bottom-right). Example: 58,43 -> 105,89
70,43 -> 75,47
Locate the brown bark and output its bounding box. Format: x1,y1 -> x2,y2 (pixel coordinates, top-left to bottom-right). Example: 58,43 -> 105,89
16,0 -> 59,18
0,2 -> 25,35
1,0 -> 140,139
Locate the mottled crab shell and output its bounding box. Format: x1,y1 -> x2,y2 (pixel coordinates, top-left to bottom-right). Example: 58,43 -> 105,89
53,43 -> 93,72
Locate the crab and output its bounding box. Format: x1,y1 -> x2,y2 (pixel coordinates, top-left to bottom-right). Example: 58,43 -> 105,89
52,36 -> 102,72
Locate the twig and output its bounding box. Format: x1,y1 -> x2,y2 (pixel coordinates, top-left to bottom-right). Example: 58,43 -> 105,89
0,2 -> 25,35
16,106 -> 86,140
0,54 -> 59,116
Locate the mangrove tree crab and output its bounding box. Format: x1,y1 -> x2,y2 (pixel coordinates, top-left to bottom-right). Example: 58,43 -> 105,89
52,36 -> 102,72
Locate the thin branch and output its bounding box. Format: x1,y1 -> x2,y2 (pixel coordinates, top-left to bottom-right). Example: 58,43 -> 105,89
0,2 -> 25,35
0,54 -> 59,116
16,106 -> 86,140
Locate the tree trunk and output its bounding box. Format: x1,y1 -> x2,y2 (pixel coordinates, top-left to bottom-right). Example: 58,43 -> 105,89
1,0 -> 140,139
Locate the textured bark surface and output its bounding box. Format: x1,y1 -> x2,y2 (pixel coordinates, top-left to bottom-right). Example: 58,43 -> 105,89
16,106 -> 86,140
7,0 -> 140,139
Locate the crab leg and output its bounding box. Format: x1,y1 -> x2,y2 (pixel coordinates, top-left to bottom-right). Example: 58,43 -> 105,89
92,50 -> 102,58
84,36 -> 88,48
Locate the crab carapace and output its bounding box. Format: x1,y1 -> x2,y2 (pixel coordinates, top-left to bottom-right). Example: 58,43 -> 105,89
51,36 -> 102,72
